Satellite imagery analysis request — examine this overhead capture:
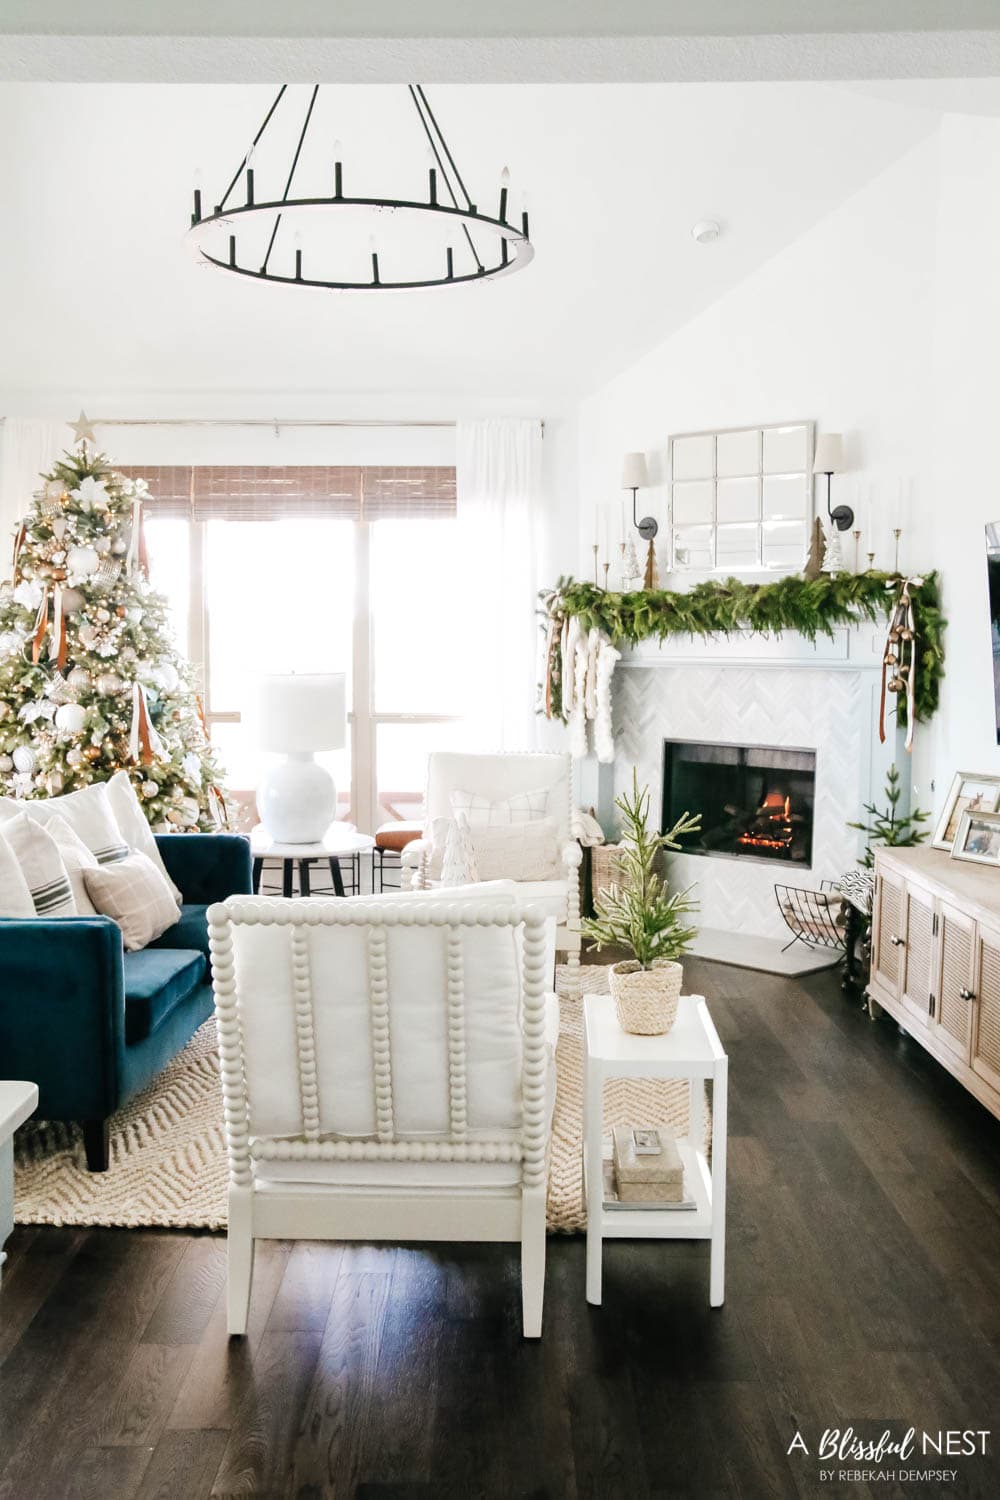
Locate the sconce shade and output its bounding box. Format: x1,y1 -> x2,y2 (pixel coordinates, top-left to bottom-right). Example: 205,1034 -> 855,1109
621,451 -> 649,489
258,673 -> 346,754
813,433 -> 846,475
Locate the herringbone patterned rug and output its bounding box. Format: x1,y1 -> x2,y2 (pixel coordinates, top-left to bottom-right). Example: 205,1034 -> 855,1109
13,966 -> 702,1234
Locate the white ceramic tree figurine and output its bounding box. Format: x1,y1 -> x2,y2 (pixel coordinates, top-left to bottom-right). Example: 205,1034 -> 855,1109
0,429 -> 227,830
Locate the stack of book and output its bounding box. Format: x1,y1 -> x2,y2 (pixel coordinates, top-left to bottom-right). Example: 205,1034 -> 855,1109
603,1126 -> 695,1211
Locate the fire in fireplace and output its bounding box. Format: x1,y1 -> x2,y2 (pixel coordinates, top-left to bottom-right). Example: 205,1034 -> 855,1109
661,740 -> 816,865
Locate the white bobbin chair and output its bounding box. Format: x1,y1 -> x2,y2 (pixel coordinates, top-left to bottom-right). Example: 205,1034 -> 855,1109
209,891 -> 556,1338
400,751 -> 582,998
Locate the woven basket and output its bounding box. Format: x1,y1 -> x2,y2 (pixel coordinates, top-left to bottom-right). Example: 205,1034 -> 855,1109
608,959 -> 684,1035
591,843 -> 627,912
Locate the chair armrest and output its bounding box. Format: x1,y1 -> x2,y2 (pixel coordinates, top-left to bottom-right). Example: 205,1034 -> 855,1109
155,833 -> 253,905
561,840 -> 583,872
0,917 -> 125,1121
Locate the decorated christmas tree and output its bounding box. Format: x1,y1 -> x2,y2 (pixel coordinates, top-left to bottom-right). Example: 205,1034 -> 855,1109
0,417 -> 227,830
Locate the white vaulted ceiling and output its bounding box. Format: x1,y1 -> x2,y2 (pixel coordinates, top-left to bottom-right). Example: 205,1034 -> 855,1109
0,81 -> 940,406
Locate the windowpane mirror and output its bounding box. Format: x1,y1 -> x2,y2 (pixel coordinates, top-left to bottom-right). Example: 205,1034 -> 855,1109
668,421 -> 814,574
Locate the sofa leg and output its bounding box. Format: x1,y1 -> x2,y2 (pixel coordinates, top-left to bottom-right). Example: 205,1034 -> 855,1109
83,1118 -> 110,1172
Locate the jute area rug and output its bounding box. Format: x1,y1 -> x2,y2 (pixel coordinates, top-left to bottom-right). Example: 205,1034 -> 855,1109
13,965 -> 701,1235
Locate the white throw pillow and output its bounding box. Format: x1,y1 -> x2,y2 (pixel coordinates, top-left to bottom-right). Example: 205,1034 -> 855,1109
423,815 -> 452,882
1,812 -> 77,917
466,816 -> 563,882
105,769 -> 183,905
0,826 -> 35,918
440,814 -> 479,886
83,850 -> 180,952
44,814 -> 100,916
0,782 -> 129,868
450,786 -> 550,826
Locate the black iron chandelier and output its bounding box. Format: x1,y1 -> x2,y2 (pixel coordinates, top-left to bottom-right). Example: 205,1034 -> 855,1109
187,84 -> 533,291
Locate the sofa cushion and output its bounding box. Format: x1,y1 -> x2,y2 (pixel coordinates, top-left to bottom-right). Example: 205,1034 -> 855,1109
123,947 -> 207,1044
149,903 -> 211,961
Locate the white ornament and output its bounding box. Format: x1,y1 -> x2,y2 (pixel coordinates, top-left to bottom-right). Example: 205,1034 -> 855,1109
66,746 -> 85,768
0,754 -> 13,772
61,587 -> 86,614
153,662 -> 179,694
70,476 -> 109,512
125,607 -> 143,624
821,520 -> 846,575
78,623 -> 99,648
66,666 -> 91,692
95,607 -> 111,623
111,537 -> 127,556
96,671 -> 123,695
13,579 -> 43,611
95,536 -> 111,555
182,751 -> 202,783
0,630 -> 27,655
141,780 -> 159,798
66,545 -> 100,579
12,746 -> 36,774
54,702 -> 87,735
19,700 -> 55,724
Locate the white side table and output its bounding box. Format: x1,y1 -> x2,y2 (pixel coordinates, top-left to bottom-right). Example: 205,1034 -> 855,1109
250,822 -> 376,898
1,1081 -> 38,1287
583,993 -> 728,1308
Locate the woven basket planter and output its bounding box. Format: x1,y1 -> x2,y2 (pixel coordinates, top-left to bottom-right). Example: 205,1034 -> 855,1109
591,843 -> 627,912
608,959 -> 684,1035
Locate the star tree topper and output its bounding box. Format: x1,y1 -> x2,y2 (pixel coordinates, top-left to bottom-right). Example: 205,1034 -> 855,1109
69,410 -> 97,446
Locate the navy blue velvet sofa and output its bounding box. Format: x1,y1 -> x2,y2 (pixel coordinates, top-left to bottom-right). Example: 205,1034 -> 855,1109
0,833 -> 252,1170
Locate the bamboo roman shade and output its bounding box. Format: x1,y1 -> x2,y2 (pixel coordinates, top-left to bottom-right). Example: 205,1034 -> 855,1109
118,465 -> 457,522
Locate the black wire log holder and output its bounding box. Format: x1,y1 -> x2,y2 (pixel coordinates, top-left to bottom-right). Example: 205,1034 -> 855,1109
188,83 -> 533,290
774,881 -> 847,954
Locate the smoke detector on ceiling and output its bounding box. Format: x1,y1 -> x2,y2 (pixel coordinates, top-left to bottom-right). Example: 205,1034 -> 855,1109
691,219 -> 721,245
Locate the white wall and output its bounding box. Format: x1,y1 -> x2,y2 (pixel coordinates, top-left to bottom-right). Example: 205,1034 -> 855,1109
574,125 -> 1000,823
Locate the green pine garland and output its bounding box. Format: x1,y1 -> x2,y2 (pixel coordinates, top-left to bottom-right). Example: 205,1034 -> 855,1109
541,569 -> 945,725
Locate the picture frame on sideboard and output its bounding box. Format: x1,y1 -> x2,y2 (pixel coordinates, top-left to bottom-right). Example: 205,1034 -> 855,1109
951,807 -> 1000,866
932,771 -> 1000,851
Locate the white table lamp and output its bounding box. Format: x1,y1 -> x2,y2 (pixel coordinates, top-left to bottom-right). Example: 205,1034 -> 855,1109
256,673 -> 346,843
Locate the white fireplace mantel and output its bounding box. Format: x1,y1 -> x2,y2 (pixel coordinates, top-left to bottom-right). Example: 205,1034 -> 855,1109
618,624 -> 885,672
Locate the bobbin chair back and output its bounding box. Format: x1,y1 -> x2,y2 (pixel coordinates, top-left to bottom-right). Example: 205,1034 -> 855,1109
208,893 -> 553,1336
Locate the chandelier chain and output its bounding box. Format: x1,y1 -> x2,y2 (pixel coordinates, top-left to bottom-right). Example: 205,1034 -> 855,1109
408,84 -> 483,274
260,84 -> 319,276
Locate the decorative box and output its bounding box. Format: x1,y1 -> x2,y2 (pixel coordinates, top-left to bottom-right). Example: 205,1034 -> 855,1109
612,1126 -> 684,1203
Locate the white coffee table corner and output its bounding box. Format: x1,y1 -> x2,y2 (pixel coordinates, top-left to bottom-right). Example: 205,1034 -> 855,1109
1,1081 -> 38,1286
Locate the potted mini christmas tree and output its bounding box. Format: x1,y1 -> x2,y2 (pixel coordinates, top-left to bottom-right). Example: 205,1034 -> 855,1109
583,770 -> 701,1035
0,421 -> 226,828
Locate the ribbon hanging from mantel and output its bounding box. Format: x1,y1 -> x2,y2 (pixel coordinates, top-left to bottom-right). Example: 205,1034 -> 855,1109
129,681 -> 163,766
880,576 -> 922,753
30,586 -> 48,664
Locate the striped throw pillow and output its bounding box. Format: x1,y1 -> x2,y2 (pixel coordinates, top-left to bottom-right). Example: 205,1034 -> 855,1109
0,782 -> 129,867
1,812 -> 77,917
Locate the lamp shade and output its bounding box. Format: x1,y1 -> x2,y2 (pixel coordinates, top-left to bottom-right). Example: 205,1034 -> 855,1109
258,673 -> 346,754
812,433 -> 846,475
621,451 -> 649,490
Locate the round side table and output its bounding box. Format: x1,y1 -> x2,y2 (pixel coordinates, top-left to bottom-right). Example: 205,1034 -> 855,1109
250,822 -> 376,898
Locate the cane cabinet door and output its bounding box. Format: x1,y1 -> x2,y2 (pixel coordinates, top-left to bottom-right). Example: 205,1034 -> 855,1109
871,867 -> 906,997
972,917 -> 1000,1096
932,901 -> 976,1064
899,883 -> 935,1034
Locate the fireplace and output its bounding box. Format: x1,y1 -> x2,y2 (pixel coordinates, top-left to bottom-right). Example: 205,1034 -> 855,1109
661,739 -> 816,866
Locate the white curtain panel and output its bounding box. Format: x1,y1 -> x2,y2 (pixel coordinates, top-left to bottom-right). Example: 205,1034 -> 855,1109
456,418 -> 543,750
0,418 -> 70,579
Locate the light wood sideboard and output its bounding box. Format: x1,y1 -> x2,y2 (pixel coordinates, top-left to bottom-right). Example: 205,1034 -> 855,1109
869,845 -> 1000,1121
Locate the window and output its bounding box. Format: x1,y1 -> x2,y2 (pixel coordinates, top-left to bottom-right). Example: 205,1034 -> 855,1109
139,464 -> 458,831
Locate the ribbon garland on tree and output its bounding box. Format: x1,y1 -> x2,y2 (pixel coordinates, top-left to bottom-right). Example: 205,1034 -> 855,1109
540,570 -> 945,758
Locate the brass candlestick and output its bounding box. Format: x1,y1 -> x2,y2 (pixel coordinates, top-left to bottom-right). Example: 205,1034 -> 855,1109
618,541 -> 626,588
602,561 -> 610,590
893,527 -> 902,574
852,529 -> 861,572
592,543 -> 599,585
867,551 -> 875,572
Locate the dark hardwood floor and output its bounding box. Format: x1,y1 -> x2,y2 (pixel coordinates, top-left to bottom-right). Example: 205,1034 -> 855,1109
2,959 -> 1000,1499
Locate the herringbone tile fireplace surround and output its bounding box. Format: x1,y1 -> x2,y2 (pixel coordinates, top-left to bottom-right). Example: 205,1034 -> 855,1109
610,634 -> 887,945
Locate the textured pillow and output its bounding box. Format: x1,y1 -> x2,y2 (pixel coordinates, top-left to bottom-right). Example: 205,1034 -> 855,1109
0,827 -> 35,918
0,782 -> 129,868
466,816 -> 564,883
44,814 -> 100,917
106,769 -> 183,905
83,851 -> 180,952
440,814 -> 479,887
450,786 -> 550,827
1,812 -> 77,917
423,815 -> 453,882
